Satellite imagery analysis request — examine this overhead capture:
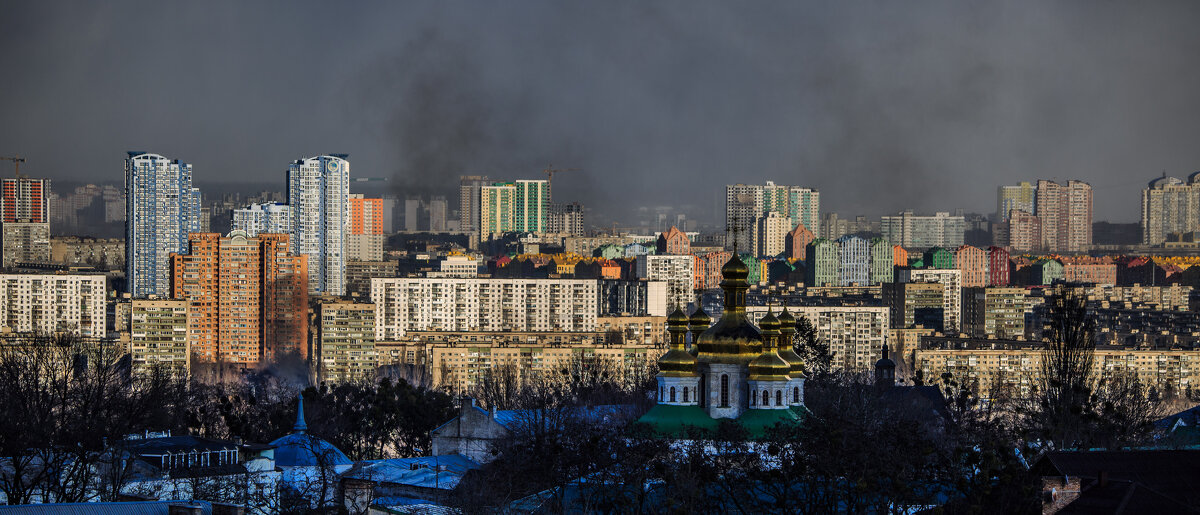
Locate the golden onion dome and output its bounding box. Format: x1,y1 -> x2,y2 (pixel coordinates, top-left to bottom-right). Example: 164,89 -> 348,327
748,310 -> 790,381
695,253 -> 761,364
687,305 -> 710,357
658,307 -> 698,377
776,308 -> 807,378
721,253 -> 749,282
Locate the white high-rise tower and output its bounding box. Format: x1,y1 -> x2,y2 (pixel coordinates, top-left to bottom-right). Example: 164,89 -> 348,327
125,152 -> 202,296
287,155 -> 349,295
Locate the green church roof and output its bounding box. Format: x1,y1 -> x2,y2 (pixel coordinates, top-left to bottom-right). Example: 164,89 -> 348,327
636,404 -> 720,437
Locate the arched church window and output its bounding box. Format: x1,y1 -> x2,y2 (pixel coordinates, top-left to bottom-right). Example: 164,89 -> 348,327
776,390 -> 783,406
670,387 -> 676,402
683,387 -> 689,402
793,387 -> 800,403
762,390 -> 770,406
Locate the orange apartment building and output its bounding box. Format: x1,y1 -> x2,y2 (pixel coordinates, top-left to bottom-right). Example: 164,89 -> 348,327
348,194 -> 385,261
171,230 -> 309,365
953,244 -> 988,287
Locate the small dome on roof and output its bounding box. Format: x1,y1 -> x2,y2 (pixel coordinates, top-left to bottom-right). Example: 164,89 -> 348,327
269,393 -> 352,468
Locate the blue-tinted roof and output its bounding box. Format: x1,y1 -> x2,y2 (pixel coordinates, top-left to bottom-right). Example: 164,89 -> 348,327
268,433 -> 351,468
345,454 -> 480,491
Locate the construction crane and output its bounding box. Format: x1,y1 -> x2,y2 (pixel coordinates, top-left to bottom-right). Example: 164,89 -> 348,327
0,156 -> 25,178
542,164 -> 580,201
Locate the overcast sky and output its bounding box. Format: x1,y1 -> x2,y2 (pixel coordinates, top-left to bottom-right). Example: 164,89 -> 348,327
2,1 -> 1199,224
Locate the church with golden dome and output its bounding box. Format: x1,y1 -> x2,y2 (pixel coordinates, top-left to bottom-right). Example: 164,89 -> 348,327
637,253 -> 806,436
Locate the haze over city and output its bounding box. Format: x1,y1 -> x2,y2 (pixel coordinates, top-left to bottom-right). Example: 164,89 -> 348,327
4,1 -> 1200,224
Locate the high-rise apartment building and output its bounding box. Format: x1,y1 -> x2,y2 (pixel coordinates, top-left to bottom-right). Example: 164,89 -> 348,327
116,298 -> 192,378
428,196 -> 448,232
310,299 -> 377,383
1035,179 -> 1092,253
996,182 -> 1035,222
287,154 -> 349,295
885,281 -> 945,331
0,273 -> 106,337
897,268 -> 963,333
371,278 -> 598,339
725,182 -> 819,251
1007,209 -> 1041,252
987,246 -> 1011,286
953,245 -> 987,288
869,237 -> 893,284
962,287 -> 1027,339
880,211 -> 965,250
458,175 -> 490,233
806,238 -> 838,287
548,202 -> 585,236
637,254 -> 694,312
348,194 -> 385,261
170,231 -> 309,365
785,223 -> 815,261
836,235 -> 869,286
1,222 -> 50,266
479,180 -> 549,239
231,202 -> 292,236
1,177 -> 49,223
754,211 -> 792,258
1141,174 -> 1200,245
747,305 -> 889,372
125,152 -> 202,297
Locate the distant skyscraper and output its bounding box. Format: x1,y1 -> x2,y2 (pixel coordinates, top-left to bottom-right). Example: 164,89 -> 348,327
287,154 -> 349,296
458,175 -> 489,233
548,202 -> 585,236
725,181 -> 819,251
1035,179 -> 1092,252
479,180 -> 549,238
232,202 -> 293,236
754,211 -> 792,257
428,196 -> 448,232
404,196 -> 422,232
1140,173 -> 1200,245
880,211 -> 965,250
996,182 -> 1035,222
1007,209 -> 1041,252
1,177 -> 49,223
125,152 -> 202,296
348,194 -> 384,261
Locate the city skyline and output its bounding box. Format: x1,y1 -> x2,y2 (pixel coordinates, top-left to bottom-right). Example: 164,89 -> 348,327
4,2 -> 1200,225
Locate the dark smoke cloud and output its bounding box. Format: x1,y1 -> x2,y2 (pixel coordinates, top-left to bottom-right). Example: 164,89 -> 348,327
3,1 -> 1200,226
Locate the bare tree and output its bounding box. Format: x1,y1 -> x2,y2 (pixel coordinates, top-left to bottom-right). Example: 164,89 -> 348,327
1035,291 -> 1097,449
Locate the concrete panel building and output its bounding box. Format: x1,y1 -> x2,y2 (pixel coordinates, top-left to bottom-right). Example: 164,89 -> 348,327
836,235 -> 869,286
637,254 -> 694,312
310,299 -> 377,383
962,287 -> 1027,339
880,211 -> 965,250
0,273 -> 106,337
897,268 -> 963,333
372,277 -> 598,339
1,221 -> 50,266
